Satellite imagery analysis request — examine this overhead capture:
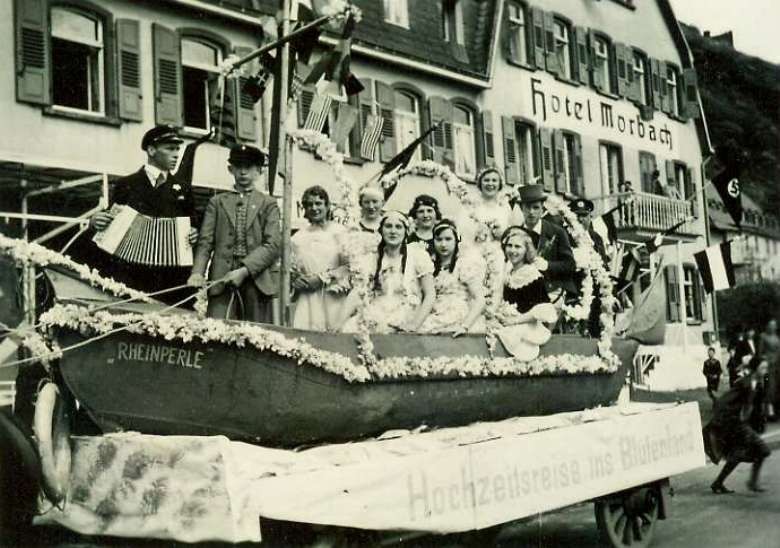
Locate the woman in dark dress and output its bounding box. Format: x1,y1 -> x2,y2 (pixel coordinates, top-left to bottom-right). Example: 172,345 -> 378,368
707,356 -> 772,494
407,194 -> 441,257
500,226 -> 550,314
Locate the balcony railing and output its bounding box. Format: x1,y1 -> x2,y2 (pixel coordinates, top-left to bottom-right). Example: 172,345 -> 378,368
593,192 -> 697,236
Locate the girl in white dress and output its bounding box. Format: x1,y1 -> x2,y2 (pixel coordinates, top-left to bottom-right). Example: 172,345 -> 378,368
291,186 -> 348,331
339,211 -> 435,333
419,220 -> 486,336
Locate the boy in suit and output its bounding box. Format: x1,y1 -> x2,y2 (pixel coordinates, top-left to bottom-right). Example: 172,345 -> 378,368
703,346 -> 723,401
188,145 -> 281,322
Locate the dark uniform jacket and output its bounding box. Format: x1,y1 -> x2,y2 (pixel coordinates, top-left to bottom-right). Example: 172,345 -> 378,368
530,219 -> 576,294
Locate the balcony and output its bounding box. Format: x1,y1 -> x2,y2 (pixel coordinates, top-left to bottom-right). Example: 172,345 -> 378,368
593,192 -> 699,239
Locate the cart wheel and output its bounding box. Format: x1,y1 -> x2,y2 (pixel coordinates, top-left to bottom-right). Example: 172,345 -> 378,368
594,485 -> 659,548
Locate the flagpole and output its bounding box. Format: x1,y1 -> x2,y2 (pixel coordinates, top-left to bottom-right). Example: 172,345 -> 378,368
278,0 -> 293,326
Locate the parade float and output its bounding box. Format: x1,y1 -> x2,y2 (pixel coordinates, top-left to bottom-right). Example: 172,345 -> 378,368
0,2 -> 705,546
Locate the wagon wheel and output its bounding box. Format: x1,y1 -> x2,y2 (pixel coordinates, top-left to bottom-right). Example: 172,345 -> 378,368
594,486 -> 660,548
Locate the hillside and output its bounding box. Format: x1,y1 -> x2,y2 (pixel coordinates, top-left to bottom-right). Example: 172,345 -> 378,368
681,23 -> 780,209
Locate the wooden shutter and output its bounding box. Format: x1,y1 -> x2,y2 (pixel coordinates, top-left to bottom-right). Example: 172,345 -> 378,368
650,58 -> 662,111
531,8 -> 546,69
665,159 -> 676,191
659,61 -> 672,114
358,78 -> 374,160
428,96 -> 454,168
116,19 -> 142,121
375,81 -> 396,162
615,43 -> 629,97
553,129 -> 567,193
539,127 -> 554,192
572,133 -> 584,197
665,265 -> 679,322
153,24 -> 182,126
296,87 -> 314,127
502,116 -> 519,185
698,274 -> 707,321
234,46 -> 259,142
682,68 -> 701,119
574,26 -> 589,86
479,110 -> 495,167
502,3 -> 518,63
543,11 -> 558,76
14,0 -> 50,106
686,166 -> 699,218
589,31 -> 604,92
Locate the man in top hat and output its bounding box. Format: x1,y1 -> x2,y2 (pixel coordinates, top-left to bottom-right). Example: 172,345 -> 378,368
188,145 -> 281,323
516,184 -> 576,297
88,125 -> 198,301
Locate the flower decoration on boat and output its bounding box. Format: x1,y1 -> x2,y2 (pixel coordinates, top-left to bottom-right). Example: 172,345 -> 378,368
288,129 -> 359,225
20,332 -> 61,370
378,161 -> 477,210
0,234 -> 151,302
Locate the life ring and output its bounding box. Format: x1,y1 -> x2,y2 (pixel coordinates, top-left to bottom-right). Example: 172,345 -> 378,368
34,382 -> 71,505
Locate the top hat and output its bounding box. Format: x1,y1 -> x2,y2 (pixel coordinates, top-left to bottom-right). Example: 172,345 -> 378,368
516,184 -> 548,204
141,125 -> 183,150
228,145 -> 267,167
569,198 -> 595,215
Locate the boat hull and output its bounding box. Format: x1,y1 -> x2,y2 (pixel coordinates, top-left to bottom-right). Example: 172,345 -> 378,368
57,328 -> 636,447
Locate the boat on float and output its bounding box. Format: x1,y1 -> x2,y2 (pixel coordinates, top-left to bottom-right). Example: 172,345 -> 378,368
38,266 -> 638,448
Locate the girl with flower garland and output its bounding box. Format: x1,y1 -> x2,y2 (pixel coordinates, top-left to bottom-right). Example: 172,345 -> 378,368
407,194 -> 442,257
290,186 -> 349,331
419,220 -> 486,336
494,226 -> 557,361
338,211 -> 435,334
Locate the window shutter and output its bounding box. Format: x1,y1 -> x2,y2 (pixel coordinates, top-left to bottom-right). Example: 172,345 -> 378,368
296,87 -> 315,127
699,275 -> 707,321
615,43 -> 628,97
234,46 -> 259,142
686,166 -> 699,218
479,110 -> 495,167
152,24 -> 182,127
375,81 -> 397,162
682,68 -> 700,119
553,129 -> 567,193
589,31 -> 604,92
665,265 -> 679,322
659,61 -> 672,115
14,0 -> 50,106
347,93 -> 361,159
574,26 -> 589,86
502,116 -> 519,185
543,12 -> 558,77
358,78 -> 374,160
539,127 -> 554,192
116,19 -> 142,121
625,53 -> 637,102
573,133 -> 584,197
665,159 -> 676,190
428,96 -> 454,168
650,58 -> 663,111
531,8 -> 546,69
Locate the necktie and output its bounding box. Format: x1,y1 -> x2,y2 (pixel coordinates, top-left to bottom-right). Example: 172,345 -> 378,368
156,173 -> 166,187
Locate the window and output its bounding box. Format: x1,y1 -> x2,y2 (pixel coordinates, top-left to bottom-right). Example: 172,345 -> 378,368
51,7 -> 105,114
664,265 -> 680,322
394,90 -> 422,163
383,0 -> 409,28
553,20 -> 573,79
516,123 -> 538,185
632,51 -> 649,105
453,106 -> 476,178
666,66 -> 681,117
593,37 -> 611,92
683,265 -> 703,321
556,131 -> 579,194
673,162 -> 688,199
507,2 -> 529,65
599,143 -> 623,195
639,151 -> 658,193
181,37 -> 222,132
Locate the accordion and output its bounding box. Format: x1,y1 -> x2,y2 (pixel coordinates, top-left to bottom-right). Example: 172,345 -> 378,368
93,205 -> 193,267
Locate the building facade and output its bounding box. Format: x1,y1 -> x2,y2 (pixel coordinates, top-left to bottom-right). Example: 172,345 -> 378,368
2,0 -> 716,384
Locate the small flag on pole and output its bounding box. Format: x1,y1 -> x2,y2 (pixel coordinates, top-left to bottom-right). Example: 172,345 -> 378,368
711,141 -> 745,228
330,102 -> 358,146
303,93 -> 332,133
694,241 -> 736,294
592,208 -> 617,247
615,245 -> 643,293
644,217 -> 689,254
360,113 -> 383,161
626,263 -> 667,345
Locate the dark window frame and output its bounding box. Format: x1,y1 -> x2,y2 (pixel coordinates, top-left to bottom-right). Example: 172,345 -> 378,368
591,30 -> 618,97
550,13 -> 577,84
450,97 -> 480,180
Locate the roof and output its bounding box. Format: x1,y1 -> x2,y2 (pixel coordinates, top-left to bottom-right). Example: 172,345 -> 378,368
707,188 -> 780,239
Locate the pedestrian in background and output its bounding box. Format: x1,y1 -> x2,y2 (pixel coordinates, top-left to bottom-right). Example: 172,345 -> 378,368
703,346 -> 722,401
758,318 -> 779,421
706,356 -> 772,494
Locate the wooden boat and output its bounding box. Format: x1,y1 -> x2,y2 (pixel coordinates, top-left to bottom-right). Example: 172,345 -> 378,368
40,267 -> 638,448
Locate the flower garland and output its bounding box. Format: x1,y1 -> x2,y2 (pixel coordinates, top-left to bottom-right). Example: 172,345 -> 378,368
0,233 -> 151,302
378,161 -> 477,209
288,129 -> 359,225
31,304 -> 616,382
